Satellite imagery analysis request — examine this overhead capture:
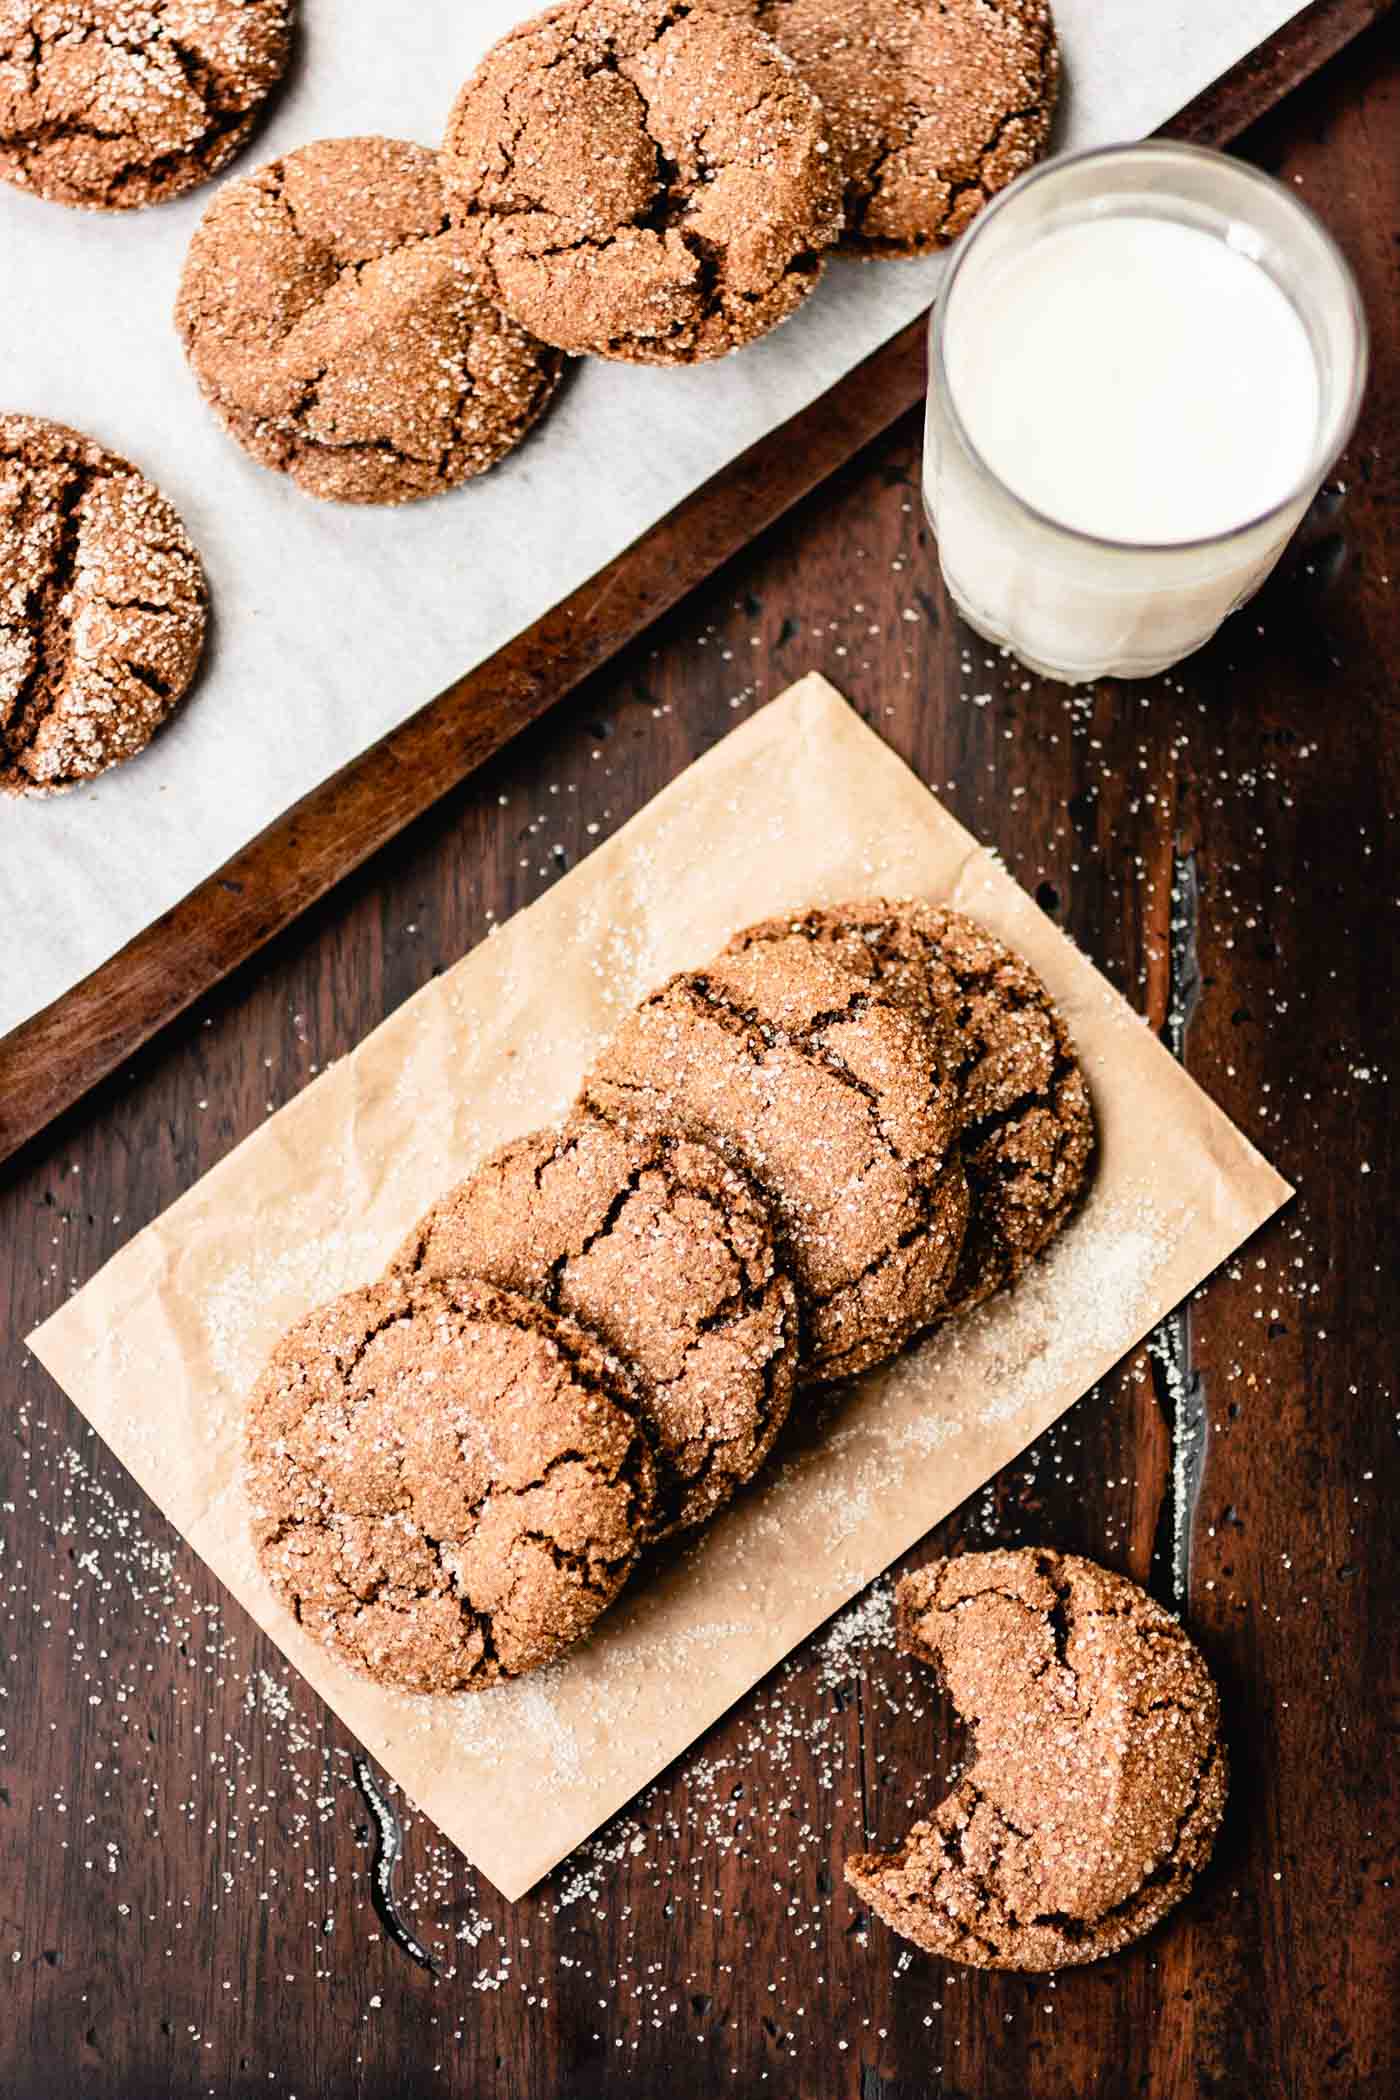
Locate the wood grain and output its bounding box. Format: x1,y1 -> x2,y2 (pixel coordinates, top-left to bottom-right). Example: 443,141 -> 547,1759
1,14 -> 1397,2100
0,0 -> 1389,1171
1162,0 -> 1395,142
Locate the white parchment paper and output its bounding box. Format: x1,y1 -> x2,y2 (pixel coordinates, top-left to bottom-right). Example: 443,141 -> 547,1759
0,0 -> 1307,1033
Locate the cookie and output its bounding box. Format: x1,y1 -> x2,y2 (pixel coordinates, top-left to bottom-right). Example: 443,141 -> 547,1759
845,1550 -> 1228,1969
724,902 -> 1093,1315
720,0 -> 1058,256
0,1 -> 293,211
581,935 -> 969,1383
440,0 -> 844,365
391,1115 -> 798,1539
175,135 -> 565,505
0,413 -> 206,795
244,1275 -> 657,1694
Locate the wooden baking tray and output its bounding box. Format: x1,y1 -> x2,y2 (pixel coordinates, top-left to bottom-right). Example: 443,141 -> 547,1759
0,0 -> 1390,1170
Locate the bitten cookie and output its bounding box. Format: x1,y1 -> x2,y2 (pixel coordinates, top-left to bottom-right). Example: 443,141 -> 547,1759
0,0 -> 293,211
0,413 -> 207,794
440,0 -> 844,364
245,1276 -> 657,1694
390,1115 -> 798,1539
722,0 -> 1058,256
845,1550 -> 1228,1969
581,936 -> 969,1383
724,902 -> 1093,1316
175,135 -> 565,505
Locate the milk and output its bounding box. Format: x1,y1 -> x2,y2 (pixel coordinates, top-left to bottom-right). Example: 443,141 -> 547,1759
947,218 -> 1320,545
923,145 -> 1367,682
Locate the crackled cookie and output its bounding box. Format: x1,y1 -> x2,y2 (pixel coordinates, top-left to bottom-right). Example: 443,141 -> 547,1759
0,0 -> 293,211
391,1115 -> 798,1539
724,902 -> 1093,1316
845,1550 -> 1227,1968
245,1276 -> 657,1694
440,0 -> 844,364
720,0 -> 1058,255
581,936 -> 969,1383
175,135 -> 565,504
0,413 -> 207,794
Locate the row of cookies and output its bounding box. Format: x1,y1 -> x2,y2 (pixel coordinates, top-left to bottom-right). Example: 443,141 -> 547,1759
0,1 -> 1057,256
173,0 -> 1059,501
244,898 -> 1095,1696
442,0 -> 1059,359
1,2 -> 1059,790
6,0 -> 1060,499
176,0 -> 1059,498
2,137 -> 549,790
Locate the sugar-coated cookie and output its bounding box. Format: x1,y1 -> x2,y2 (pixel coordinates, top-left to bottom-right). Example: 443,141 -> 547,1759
846,1550 -> 1228,1968
726,0 -> 1059,256
583,935 -> 969,1382
441,0 -> 844,364
392,1114 -> 798,1539
176,135 -> 565,505
0,413 -> 206,794
0,0 -> 293,210
725,902 -> 1093,1315
245,1276 -> 657,1694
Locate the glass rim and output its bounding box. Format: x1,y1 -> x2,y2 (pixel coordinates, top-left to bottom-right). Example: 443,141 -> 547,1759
929,138 -> 1370,558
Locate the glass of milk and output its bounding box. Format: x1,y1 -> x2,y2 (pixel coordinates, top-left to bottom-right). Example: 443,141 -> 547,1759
924,142 -> 1367,683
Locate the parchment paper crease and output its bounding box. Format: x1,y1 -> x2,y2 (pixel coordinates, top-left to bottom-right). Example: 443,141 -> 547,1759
30,674 -> 1291,1900
0,0 -> 1309,1033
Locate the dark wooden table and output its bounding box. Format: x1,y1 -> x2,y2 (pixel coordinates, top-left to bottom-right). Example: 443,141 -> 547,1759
4,23 -> 1398,2099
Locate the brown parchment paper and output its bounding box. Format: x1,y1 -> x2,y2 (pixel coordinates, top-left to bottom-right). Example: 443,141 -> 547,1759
29,674 -> 1290,1901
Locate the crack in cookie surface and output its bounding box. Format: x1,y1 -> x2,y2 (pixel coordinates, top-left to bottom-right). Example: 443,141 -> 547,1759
845,1550 -> 1227,1969
0,413 -> 206,793
243,1275 -> 657,1694
723,900 -> 1094,1315
0,0 -> 294,210
581,935 -> 969,1383
440,0 -> 844,364
389,1112 -> 799,1538
175,134 -> 565,505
